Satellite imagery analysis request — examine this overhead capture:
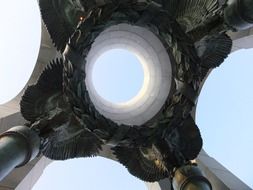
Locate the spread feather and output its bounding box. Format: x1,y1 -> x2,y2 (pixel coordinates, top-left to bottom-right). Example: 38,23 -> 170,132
21,58 -> 103,160
39,0 -> 86,52
20,58 -> 63,122
195,33 -> 232,69
112,146 -> 168,182
175,0 -> 219,32
43,130 -> 103,160
113,116 -> 202,182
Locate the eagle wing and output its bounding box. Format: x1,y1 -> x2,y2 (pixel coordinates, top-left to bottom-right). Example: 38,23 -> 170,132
112,146 -> 168,182
175,0 -> 219,32
39,0 -> 86,52
21,58 -> 103,160
195,33 -> 232,69
21,58 -> 63,122
43,129 -> 103,160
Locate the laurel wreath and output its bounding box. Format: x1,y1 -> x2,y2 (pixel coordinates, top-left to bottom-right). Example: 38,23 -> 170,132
62,2 -> 202,154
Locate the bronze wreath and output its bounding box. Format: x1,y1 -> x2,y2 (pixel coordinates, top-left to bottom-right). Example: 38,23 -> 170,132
21,0 -> 232,182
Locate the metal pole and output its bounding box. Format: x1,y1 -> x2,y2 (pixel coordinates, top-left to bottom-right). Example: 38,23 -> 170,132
172,164 -> 212,190
0,126 -> 40,181
224,0 -> 253,30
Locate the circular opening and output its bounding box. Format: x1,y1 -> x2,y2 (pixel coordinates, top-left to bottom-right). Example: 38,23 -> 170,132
0,0 -> 41,105
92,49 -> 144,104
85,24 -> 172,125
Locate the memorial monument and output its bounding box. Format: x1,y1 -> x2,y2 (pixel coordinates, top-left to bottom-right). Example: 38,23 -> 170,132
0,0 -> 253,189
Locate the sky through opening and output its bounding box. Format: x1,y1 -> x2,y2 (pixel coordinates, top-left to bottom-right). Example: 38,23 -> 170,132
92,49 -> 144,104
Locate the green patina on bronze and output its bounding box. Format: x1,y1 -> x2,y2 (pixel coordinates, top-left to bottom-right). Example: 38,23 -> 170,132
20,0 -> 236,183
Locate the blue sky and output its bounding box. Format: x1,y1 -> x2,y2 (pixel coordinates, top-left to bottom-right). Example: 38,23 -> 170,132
0,0 -> 41,104
197,48 -> 253,188
32,157 -> 146,190
0,0 -> 253,189
92,49 -> 144,103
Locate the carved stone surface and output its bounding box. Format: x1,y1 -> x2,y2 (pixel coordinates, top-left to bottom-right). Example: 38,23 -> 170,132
20,0 -> 236,183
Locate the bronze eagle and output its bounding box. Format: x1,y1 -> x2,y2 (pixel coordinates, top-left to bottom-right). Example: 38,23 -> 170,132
21,0 -> 235,182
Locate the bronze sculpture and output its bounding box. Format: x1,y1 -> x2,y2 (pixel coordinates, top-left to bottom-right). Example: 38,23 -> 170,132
0,0 -> 253,189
